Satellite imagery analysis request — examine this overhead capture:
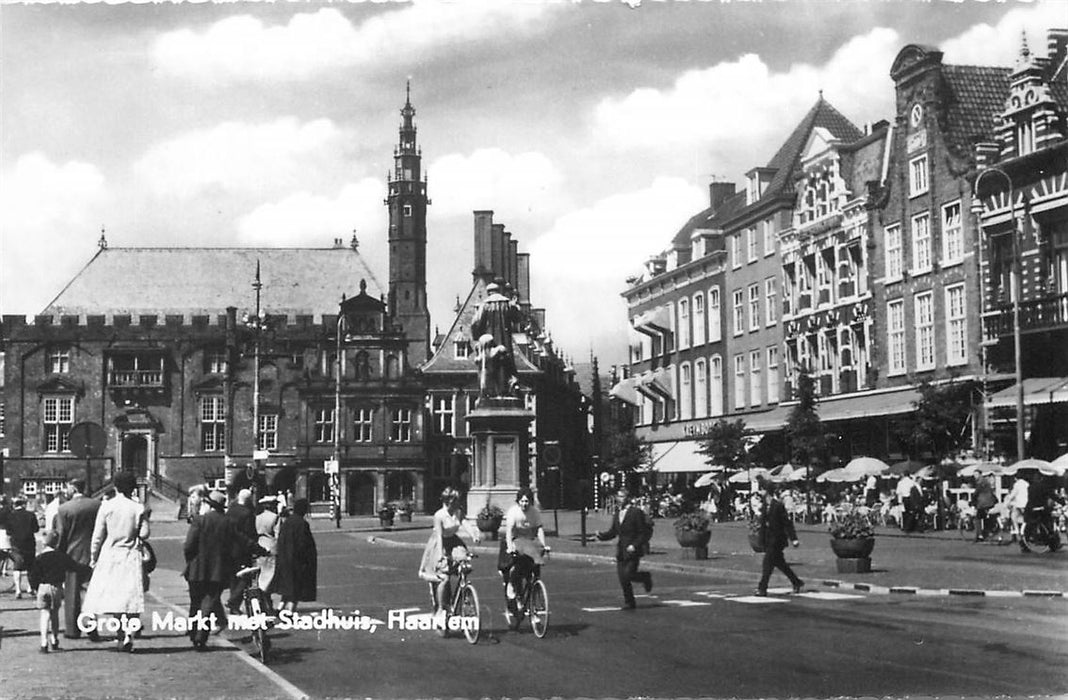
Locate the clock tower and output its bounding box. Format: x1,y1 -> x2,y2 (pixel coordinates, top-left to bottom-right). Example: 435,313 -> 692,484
386,82 -> 431,366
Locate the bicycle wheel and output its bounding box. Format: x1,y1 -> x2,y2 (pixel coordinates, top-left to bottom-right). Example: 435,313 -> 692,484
1023,522 -> 1052,554
252,627 -> 270,664
529,579 -> 549,639
459,584 -> 480,645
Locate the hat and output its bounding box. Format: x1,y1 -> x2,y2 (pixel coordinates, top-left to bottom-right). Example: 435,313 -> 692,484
206,491 -> 226,509
13,496 -> 26,506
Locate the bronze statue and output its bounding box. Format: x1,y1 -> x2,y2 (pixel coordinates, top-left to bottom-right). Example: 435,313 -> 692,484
470,281 -> 521,398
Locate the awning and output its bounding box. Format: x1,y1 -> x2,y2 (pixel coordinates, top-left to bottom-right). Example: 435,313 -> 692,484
986,377 -> 1068,408
633,305 -> 671,336
738,405 -> 793,432
609,377 -> 640,406
650,441 -> 709,472
636,367 -> 673,401
816,386 -> 921,422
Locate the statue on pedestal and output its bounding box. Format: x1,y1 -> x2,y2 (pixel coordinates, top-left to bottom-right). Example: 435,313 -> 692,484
470,281 -> 521,399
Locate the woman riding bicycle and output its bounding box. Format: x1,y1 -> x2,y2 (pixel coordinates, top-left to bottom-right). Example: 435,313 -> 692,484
499,487 -> 548,621
418,487 -> 481,621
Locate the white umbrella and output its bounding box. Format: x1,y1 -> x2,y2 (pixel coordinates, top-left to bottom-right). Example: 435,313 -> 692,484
1002,458 -> 1053,476
844,457 -> 890,478
817,467 -> 860,483
785,466 -> 813,482
958,462 -> 1003,479
694,471 -> 721,488
728,468 -> 769,484
1051,453 -> 1068,468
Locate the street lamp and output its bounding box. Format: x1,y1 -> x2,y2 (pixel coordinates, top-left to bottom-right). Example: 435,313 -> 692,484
973,166 -> 1026,462
329,302 -> 345,528
243,261 -> 270,501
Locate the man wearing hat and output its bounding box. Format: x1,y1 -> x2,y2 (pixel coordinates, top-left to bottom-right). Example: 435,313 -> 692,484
183,491 -> 235,649
225,489 -> 258,615
7,496 -> 39,599
755,479 -> 803,596
55,479 -> 101,639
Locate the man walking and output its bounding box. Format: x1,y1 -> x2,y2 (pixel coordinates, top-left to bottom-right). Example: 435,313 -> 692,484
184,491 -> 235,650
755,479 -> 803,596
596,488 -> 653,610
55,479 -> 100,639
225,489 -> 258,615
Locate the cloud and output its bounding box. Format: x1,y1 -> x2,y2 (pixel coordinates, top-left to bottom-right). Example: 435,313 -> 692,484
0,153 -> 110,313
526,176 -> 707,358
939,0 -> 1067,66
153,3 -> 551,83
593,28 -> 901,178
134,117 -> 349,199
427,148 -> 564,220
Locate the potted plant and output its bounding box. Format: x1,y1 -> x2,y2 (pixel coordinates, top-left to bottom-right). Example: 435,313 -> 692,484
476,503 -> 504,540
378,502 -> 395,529
829,508 -> 876,573
393,499 -> 413,523
673,511 -> 712,548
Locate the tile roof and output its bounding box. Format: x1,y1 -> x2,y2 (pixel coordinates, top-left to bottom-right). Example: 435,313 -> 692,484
762,97 -> 864,200
43,247 -> 383,317
940,65 -> 1012,156
669,191 -> 746,249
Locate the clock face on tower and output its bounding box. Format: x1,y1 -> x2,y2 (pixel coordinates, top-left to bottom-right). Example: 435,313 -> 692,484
909,103 -> 923,128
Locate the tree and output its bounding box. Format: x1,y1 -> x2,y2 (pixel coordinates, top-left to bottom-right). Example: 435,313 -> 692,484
785,366 -> 828,472
697,419 -> 748,472
601,420 -> 650,493
894,379 -> 978,467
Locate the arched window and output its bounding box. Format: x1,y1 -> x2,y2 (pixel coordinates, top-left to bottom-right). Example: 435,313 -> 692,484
708,287 -> 722,342
709,355 -> 723,417
679,362 -> 692,420
693,293 -> 706,346
694,358 -> 708,418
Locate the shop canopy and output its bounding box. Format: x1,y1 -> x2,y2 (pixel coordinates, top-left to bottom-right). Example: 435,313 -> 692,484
649,441 -> 710,473
986,377 -> 1068,408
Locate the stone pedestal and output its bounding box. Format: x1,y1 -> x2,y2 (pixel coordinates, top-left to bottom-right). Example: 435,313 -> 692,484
835,557 -> 872,574
465,397 -> 535,517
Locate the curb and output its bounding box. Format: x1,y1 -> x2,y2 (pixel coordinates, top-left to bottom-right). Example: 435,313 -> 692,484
367,535 -> 1068,599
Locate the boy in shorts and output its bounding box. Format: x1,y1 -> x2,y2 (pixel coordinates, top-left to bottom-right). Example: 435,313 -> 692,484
29,530 -> 81,653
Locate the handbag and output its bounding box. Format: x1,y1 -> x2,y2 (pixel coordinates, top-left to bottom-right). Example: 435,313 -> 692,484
139,540 -> 157,574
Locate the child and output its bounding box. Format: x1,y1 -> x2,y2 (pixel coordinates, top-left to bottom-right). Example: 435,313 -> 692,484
29,530 -> 81,653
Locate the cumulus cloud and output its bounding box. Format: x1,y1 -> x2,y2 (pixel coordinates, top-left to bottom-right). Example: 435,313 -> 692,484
0,153 -> 110,313
593,28 -> 901,177
236,178 -> 389,268
525,176 -> 707,357
154,3 -> 551,83
427,148 -> 563,219
940,0 -> 1068,66
134,117 -> 349,199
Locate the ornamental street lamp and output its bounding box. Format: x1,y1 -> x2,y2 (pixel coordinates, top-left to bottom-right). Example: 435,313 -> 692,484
973,166 -> 1026,462
244,261 -> 270,501
329,302 -> 345,528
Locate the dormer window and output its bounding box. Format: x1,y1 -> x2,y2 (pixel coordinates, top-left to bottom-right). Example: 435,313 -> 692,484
454,340 -> 470,359
1017,119 -> 1035,155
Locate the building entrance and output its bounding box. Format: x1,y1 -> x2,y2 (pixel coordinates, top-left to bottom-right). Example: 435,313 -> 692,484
122,435 -> 148,477
346,472 -> 376,515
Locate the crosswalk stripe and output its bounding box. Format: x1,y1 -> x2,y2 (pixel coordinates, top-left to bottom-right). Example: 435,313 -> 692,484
729,595 -> 790,604
661,600 -> 712,607
797,591 -> 863,601
694,591 -> 729,598
582,606 -> 625,612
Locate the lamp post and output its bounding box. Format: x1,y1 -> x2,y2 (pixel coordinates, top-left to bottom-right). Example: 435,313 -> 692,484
973,166 -> 1026,462
330,303 -> 345,528
243,261 -> 270,502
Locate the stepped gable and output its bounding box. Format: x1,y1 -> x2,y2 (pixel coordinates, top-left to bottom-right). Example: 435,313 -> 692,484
939,65 -> 1012,157
420,276 -> 539,376
42,247 -> 382,318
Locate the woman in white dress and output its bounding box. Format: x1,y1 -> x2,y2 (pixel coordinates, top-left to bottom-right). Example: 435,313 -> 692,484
418,487 -> 480,617
82,472 -> 149,652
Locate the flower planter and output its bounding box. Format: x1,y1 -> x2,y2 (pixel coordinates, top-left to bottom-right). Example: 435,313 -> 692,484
476,516 -> 502,540
831,537 -> 874,574
675,529 -> 711,549
379,516 -> 394,529
397,512 -> 412,523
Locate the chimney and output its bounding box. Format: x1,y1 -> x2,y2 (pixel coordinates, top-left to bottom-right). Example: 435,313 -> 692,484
491,223 -> 506,281
709,182 -> 736,211
472,210 -> 494,282
507,237 -> 518,288
517,253 -> 531,310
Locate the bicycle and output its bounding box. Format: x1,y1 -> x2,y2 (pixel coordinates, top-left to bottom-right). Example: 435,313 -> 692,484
958,508 -> 1006,543
505,547 -> 549,638
1021,506 -> 1063,554
427,551 -> 480,644
234,565 -> 274,663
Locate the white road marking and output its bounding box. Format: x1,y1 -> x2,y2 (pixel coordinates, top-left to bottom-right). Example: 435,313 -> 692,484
797,591 -> 864,601
729,595 -> 790,604
581,606 -> 628,612
661,600 -> 713,607
694,591 -> 730,598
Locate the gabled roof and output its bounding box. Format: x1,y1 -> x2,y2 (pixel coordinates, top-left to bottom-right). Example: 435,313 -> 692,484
43,247 -> 383,317
420,276 -> 539,376
669,191 -> 746,249
940,65 -> 1012,156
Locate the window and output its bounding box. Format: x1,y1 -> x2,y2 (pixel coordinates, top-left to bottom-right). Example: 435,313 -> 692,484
258,414 -> 278,451
733,354 -> 746,410
749,350 -> 762,406
767,346 -> 780,404
206,350 -> 228,374
763,219 -> 775,256
678,298 -> 690,349
765,277 -> 777,326
942,201 -> 963,265
911,212 -> 932,274
732,289 -> 744,336
314,407 -> 334,444
710,356 -> 723,416
887,300 -> 906,376
747,228 -> 758,263
200,396 -> 225,452
353,407 -> 374,442
748,284 -> 760,332
43,396 -> 74,453
694,358 -> 708,418
391,407 -> 413,442
885,224 -> 902,280
709,287 -> 722,342
914,292 -> 935,370
693,294 -> 706,346
1018,119 -> 1035,155
453,340 -> 470,359
48,348 -> 70,374
731,234 -> 742,269
909,154 -> 928,196
403,203 -> 413,217
679,363 -> 692,420
945,284 -> 967,367
432,394 -> 455,436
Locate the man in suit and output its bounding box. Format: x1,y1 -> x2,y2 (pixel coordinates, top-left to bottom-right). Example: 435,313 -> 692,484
755,479 -> 803,596
225,489 -> 258,615
184,491 -> 236,650
54,479 -> 100,639
596,488 -> 653,610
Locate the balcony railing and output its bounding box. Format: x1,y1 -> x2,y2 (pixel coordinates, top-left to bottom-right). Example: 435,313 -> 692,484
108,370 -> 164,387
982,292 -> 1068,341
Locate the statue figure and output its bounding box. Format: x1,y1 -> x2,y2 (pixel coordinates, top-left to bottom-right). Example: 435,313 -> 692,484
470,280 -> 521,398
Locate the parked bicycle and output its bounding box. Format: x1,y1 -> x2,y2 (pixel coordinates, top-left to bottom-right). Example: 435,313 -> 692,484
234,565 -> 275,663
1021,505 -> 1063,554
505,547 -> 550,638
428,551 -> 480,644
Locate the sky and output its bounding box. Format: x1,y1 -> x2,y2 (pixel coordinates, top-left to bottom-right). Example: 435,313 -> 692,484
2,0 -> 1065,367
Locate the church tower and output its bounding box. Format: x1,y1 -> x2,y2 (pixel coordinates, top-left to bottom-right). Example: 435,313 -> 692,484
386,82 -> 431,366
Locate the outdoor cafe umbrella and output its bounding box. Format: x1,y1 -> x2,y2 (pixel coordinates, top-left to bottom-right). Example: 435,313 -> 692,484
844,457 -> 890,479
768,464 -> 796,483
884,459 -> 926,476
1052,453 -> 1068,469
1000,458 -> 1053,476
784,466 -> 813,482
957,462 -> 1003,479
728,468 -> 769,484
817,467 -> 861,483
694,469 -> 726,489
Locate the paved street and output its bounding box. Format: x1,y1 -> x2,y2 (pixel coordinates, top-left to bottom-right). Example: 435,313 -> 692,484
4,511 -> 1065,699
